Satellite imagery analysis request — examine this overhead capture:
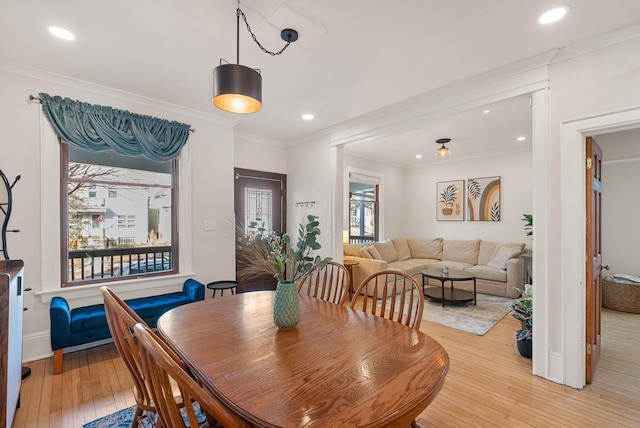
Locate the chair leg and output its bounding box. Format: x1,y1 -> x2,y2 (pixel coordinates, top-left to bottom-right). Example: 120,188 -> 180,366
410,419 -> 418,428
53,349 -> 63,374
131,406 -> 143,428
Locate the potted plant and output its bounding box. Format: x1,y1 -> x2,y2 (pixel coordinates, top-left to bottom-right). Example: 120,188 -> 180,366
522,213 -> 533,236
508,284 -> 533,358
439,184 -> 457,215
237,215 -> 332,330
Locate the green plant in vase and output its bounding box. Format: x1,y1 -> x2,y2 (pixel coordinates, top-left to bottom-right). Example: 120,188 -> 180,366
508,284 -> 533,358
237,215 -> 332,329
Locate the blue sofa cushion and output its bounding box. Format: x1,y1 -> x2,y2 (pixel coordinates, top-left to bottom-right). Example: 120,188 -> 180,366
126,292 -> 194,328
70,304 -> 108,333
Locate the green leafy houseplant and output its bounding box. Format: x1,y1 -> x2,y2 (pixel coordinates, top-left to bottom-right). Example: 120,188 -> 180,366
237,215 -> 332,284
508,284 -> 532,341
522,213 -> 533,236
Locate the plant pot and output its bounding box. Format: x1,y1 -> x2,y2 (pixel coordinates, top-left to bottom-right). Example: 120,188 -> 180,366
516,338 -> 532,359
442,208 -> 453,215
273,281 -> 300,330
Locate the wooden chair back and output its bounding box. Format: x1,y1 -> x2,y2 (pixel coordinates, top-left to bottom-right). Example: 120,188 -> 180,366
350,270 -> 424,329
298,261 -> 349,305
101,286 -> 155,426
134,323 -> 250,428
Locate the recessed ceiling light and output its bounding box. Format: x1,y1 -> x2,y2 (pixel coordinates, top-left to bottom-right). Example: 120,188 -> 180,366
517,136 -> 526,141
302,113 -> 314,120
415,154 -> 422,159
49,26 -> 75,40
538,6 -> 569,25
483,109 -> 490,114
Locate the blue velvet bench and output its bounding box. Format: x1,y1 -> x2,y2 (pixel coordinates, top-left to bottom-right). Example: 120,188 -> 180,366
49,278 -> 204,374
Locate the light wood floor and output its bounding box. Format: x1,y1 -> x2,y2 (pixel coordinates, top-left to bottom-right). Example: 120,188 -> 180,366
13,309 -> 640,427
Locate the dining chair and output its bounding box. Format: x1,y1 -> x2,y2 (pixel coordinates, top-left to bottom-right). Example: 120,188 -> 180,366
101,286 -> 157,427
350,270 -> 424,329
298,261 -> 349,305
134,322 -> 250,428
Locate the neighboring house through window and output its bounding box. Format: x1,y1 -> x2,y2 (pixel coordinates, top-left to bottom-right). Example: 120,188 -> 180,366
61,142 -> 178,285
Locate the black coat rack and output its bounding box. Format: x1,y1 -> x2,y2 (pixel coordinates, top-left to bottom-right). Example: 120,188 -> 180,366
0,169 -> 20,260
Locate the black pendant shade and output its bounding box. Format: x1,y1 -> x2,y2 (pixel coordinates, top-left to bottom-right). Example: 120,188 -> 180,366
213,64 -> 262,114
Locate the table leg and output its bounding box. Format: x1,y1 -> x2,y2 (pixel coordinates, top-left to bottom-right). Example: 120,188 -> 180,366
440,279 -> 445,308
473,278 -> 477,305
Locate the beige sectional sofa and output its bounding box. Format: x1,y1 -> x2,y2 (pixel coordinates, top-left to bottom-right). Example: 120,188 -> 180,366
343,238 -> 525,298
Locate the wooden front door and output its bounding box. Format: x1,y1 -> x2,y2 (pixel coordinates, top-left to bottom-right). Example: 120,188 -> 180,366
234,168 -> 286,293
586,136 -> 603,383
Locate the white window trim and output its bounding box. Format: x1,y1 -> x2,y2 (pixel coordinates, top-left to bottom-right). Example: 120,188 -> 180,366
37,112 -> 193,302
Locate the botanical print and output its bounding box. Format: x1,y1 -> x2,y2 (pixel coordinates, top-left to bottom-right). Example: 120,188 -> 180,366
467,176 -> 501,221
436,180 -> 464,221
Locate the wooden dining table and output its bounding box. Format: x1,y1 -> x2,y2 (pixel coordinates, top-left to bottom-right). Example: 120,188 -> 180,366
157,291 -> 449,428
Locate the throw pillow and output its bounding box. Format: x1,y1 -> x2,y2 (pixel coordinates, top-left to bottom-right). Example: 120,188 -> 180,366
487,245 -> 523,270
362,244 -> 383,260
360,247 -> 373,259
392,238 -> 411,261
408,238 -> 443,260
374,240 -> 397,262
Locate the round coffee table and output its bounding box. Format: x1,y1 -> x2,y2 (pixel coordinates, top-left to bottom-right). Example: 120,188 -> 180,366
421,268 -> 476,307
206,280 -> 239,298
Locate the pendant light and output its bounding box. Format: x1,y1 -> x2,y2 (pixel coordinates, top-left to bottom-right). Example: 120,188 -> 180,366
435,138 -> 452,158
213,2 -> 298,114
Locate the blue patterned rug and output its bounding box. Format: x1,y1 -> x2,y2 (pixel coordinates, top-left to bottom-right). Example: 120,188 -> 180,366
83,402 -> 206,428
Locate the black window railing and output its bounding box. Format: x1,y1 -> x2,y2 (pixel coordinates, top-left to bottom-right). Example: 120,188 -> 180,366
67,245 -> 173,282
349,235 -> 375,244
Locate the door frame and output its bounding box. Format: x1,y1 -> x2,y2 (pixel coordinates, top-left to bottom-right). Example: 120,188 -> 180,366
559,107 -> 640,388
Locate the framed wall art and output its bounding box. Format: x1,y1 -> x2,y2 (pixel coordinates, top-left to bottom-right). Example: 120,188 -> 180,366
436,180 -> 464,221
467,176 -> 501,221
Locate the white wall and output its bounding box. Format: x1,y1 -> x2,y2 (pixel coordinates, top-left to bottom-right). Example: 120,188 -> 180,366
0,63 -> 237,361
287,137 -> 334,259
403,150 -> 532,245
234,134 -> 287,174
547,35 -> 640,387
344,154 -> 406,240
597,129 -> 640,276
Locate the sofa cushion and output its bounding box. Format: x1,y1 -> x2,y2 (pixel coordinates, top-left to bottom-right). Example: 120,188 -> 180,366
388,259 -> 428,276
408,238 -> 443,260
427,261 -> 473,271
487,245 -> 523,270
443,239 -> 480,265
70,304 -> 108,333
392,238 -> 411,261
465,265 -> 508,282
374,240 -> 397,262
343,243 -> 364,257
478,241 -> 525,265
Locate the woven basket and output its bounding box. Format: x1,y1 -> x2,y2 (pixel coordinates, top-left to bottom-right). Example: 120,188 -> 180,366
602,277 -> 640,314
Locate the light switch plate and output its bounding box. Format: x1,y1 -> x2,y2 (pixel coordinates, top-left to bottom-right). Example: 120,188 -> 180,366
203,220 -> 217,231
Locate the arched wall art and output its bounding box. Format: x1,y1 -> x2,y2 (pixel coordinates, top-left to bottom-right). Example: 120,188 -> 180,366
467,176 -> 501,221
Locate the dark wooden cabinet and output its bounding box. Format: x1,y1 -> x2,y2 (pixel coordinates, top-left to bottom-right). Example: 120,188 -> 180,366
0,259 -> 24,427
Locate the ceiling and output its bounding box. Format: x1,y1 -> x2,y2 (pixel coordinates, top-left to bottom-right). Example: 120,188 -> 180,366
2,1 -> 640,165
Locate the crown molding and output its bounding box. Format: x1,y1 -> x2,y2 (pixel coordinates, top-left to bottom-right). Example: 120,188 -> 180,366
0,59 -> 237,128
234,131 -> 287,147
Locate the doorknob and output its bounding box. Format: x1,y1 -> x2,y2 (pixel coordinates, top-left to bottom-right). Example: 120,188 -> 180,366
601,264 -> 610,270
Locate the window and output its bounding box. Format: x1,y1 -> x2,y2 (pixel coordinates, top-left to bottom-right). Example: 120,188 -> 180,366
348,180 -> 379,243
61,142 -> 178,286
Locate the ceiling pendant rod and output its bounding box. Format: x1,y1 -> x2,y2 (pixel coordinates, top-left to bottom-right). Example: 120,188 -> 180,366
236,2 -> 240,65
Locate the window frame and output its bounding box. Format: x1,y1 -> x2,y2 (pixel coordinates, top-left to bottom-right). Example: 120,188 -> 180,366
59,141 -> 180,287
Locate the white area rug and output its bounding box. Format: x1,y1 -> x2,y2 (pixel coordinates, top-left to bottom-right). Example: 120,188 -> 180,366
422,293 -> 515,335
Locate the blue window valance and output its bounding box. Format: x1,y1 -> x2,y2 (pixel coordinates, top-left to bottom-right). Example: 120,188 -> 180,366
39,93 -> 190,161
